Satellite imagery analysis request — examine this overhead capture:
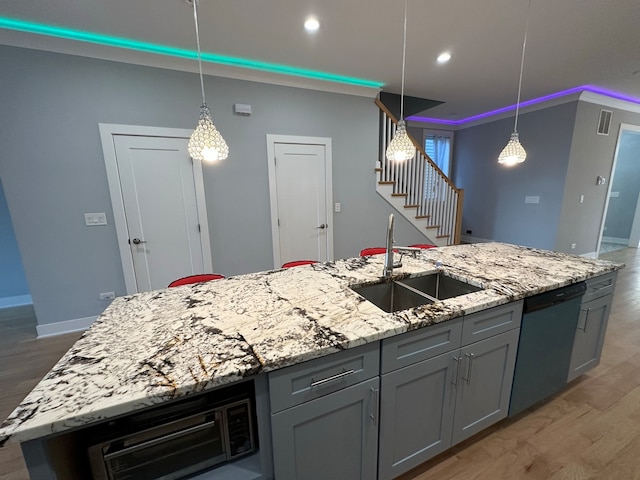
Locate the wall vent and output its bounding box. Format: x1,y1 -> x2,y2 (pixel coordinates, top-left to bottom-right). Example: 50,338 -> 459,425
597,109 -> 612,135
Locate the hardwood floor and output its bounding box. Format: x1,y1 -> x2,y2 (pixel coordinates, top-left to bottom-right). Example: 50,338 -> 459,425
0,247 -> 637,479
0,306 -> 82,480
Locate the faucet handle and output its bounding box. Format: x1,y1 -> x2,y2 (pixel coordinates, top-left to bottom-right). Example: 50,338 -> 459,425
396,246 -> 422,258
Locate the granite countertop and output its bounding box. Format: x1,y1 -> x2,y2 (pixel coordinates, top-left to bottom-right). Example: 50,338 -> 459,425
0,243 -> 623,446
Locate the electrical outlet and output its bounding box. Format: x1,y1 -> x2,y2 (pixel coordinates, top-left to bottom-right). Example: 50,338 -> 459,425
85,212 -> 107,226
335,202 -> 341,213
99,291 -> 115,301
570,243 -> 576,249
466,229 -> 473,235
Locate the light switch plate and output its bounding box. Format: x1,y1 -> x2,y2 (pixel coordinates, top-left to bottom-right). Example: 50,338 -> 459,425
335,202 -> 341,213
524,196 -> 540,204
85,213 -> 107,226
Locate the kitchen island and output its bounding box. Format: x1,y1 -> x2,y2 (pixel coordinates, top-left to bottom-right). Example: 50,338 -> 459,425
0,243 -> 624,479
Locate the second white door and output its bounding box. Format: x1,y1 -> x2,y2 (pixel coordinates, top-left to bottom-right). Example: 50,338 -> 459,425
268,137 -> 333,267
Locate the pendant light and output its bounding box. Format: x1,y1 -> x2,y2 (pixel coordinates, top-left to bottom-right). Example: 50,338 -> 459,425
498,0 -> 531,167
187,0 -> 229,162
385,0 -> 416,163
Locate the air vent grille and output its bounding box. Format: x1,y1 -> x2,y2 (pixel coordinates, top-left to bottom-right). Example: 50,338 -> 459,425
597,109 -> 612,135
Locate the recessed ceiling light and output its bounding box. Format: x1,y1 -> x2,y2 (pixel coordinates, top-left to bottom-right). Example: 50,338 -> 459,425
437,52 -> 451,64
304,17 -> 320,32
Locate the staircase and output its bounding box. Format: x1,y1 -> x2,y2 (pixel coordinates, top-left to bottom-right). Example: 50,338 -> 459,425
375,99 -> 463,246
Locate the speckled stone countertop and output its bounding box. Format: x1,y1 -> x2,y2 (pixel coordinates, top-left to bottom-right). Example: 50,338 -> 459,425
0,243 -> 623,446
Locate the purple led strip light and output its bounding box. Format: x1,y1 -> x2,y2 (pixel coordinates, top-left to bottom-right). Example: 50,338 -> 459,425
407,85 -> 640,125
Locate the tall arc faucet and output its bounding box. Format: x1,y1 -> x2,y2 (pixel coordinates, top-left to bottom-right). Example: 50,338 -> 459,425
383,213 -> 421,279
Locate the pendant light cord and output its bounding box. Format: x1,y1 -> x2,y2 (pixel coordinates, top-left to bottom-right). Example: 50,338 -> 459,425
513,0 -> 531,133
400,0 -> 408,121
192,0 -> 206,106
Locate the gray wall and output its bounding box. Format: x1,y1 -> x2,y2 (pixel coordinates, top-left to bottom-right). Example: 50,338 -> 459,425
452,102 -> 578,249
0,178 -> 30,300
603,130 -> 640,239
0,45 -> 427,327
556,102 -> 640,254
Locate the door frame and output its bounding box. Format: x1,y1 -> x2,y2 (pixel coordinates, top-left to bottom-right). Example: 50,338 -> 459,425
99,124 -> 212,294
266,134 -> 333,267
597,123 -> 640,255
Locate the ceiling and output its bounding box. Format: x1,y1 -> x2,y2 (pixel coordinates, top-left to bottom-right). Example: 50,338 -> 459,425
1,0 -> 639,121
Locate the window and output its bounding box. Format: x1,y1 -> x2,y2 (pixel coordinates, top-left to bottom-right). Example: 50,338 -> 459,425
422,129 -> 454,202
423,129 -> 453,177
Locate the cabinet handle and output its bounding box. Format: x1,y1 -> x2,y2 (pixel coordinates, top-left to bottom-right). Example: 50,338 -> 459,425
451,356 -> 461,386
370,387 -> 379,425
310,369 -> 355,388
594,282 -> 612,291
463,353 -> 474,385
578,307 -> 591,332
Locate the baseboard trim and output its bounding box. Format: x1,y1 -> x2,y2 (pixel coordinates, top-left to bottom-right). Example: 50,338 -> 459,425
581,251 -> 598,259
602,236 -> 628,245
460,235 -> 494,244
0,294 -> 33,308
36,316 -> 96,338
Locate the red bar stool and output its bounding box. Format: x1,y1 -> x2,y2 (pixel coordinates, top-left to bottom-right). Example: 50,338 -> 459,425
408,244 -> 437,249
359,247 -> 388,256
168,273 -> 225,287
282,260 -> 318,268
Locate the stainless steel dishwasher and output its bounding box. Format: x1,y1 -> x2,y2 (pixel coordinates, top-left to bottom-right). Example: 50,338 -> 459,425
509,281 -> 587,417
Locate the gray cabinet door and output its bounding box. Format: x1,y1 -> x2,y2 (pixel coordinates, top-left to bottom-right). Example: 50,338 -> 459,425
378,352 -> 457,480
452,328 -> 519,445
271,377 -> 379,480
568,294 -> 612,382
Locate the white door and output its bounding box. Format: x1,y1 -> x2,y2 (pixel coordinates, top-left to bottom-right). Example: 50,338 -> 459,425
101,125 -> 212,293
267,136 -> 333,267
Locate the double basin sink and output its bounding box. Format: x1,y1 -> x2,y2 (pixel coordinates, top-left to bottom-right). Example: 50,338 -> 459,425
351,273 -> 482,313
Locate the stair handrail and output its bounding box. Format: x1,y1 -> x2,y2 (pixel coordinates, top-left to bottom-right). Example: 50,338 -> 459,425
375,98 -> 464,244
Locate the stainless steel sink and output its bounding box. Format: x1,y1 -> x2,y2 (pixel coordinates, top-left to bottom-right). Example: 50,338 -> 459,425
399,273 -> 482,300
351,281 -> 435,313
351,273 -> 482,313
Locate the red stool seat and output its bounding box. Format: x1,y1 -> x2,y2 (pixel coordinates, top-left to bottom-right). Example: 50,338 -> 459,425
359,247 -> 387,256
282,260 -> 318,268
168,273 -> 225,287
408,244 -> 437,249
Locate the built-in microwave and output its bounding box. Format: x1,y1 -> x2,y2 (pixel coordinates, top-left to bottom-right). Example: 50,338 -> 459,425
88,383 -> 257,480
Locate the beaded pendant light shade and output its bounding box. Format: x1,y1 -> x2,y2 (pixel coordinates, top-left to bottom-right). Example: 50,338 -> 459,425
498,0 -> 531,167
188,0 -> 228,162
385,0 -> 416,163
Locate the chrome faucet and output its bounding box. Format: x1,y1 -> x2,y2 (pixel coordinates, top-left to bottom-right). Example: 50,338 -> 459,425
383,213 -> 421,279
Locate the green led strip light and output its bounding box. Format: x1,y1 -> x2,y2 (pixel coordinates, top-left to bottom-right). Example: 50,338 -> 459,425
0,17 -> 384,89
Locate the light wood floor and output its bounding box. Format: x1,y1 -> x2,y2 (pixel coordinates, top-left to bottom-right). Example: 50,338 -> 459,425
0,247 -> 637,480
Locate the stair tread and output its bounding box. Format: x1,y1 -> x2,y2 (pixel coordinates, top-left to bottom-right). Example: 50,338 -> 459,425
436,234 -> 450,239
415,215 -> 430,219
391,193 -> 407,197
404,204 -> 419,209
375,167 -> 382,172
378,181 -> 395,185
426,225 -> 441,230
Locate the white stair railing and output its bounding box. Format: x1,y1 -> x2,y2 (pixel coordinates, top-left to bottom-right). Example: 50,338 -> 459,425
376,99 -> 463,245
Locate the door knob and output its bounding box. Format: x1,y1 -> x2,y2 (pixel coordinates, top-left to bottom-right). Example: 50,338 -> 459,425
317,224 -> 327,229
131,238 -> 147,245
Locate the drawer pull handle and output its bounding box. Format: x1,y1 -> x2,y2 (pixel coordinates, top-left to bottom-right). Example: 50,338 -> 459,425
578,307 -> 591,332
594,283 -> 612,291
451,356 -> 461,386
310,369 -> 355,388
463,353 -> 475,385
370,387 -> 379,425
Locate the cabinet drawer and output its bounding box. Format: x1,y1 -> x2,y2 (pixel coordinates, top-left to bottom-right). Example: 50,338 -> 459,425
381,317 -> 462,374
462,301 -> 523,346
583,272 -> 617,303
268,342 -> 379,413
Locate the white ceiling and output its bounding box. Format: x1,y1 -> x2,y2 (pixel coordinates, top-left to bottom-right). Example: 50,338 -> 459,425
1,0 -> 639,120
